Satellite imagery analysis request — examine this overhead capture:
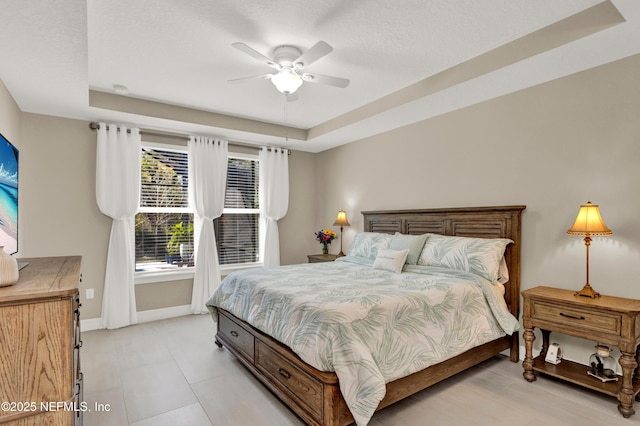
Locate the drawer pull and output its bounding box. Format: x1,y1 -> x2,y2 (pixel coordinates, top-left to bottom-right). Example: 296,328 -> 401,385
559,312 -> 585,320
230,330 -> 239,337
278,368 -> 292,379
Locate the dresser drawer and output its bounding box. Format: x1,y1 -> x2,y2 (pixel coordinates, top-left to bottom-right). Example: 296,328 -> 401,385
256,341 -> 323,419
531,300 -> 622,335
218,311 -> 255,362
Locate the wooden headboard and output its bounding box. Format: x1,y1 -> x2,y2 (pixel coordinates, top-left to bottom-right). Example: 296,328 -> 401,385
362,205 -> 526,320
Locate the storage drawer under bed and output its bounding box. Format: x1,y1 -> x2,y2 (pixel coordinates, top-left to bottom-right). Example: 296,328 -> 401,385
218,310 -> 255,362
256,340 -> 324,420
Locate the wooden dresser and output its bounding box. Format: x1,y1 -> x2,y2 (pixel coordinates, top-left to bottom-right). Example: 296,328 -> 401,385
0,256 -> 83,426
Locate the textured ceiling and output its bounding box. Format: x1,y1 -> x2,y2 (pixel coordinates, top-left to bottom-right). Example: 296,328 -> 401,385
1,1 -> 639,152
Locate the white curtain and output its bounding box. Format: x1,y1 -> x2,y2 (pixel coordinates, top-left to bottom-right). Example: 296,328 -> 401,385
259,147 -> 289,267
188,137 -> 228,314
96,123 -> 141,329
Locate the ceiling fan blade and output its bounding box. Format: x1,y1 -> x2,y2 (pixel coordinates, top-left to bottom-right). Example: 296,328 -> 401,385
294,41 -> 333,68
228,73 -> 273,83
302,72 -> 350,88
231,42 -> 279,69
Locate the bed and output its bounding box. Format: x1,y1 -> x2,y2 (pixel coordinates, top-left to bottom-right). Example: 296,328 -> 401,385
207,205 -> 525,426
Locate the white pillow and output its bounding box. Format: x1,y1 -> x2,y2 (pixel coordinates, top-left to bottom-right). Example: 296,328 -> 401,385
418,233 -> 512,282
372,248 -> 410,274
349,232 -> 393,260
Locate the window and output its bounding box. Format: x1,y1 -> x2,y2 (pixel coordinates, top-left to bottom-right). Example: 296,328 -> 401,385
215,156 -> 260,265
135,145 -> 193,271
135,143 -> 261,275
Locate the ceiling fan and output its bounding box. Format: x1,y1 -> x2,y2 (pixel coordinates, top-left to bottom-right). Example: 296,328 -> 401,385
229,41 -> 350,99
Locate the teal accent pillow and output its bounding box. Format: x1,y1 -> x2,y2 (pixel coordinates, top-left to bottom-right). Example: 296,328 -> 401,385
389,232 -> 428,265
417,233 -> 513,283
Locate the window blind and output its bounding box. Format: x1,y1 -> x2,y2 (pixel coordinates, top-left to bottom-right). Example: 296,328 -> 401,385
215,157 -> 260,265
136,147 -> 194,267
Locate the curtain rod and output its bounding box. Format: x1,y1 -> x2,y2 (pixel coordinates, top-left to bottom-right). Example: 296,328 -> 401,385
88,122 -> 290,154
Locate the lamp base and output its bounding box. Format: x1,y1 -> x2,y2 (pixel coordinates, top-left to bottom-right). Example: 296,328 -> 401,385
575,283 -> 600,298
337,251 -> 346,257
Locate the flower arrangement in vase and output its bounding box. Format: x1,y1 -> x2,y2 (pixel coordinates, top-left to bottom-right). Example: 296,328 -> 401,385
315,229 -> 337,255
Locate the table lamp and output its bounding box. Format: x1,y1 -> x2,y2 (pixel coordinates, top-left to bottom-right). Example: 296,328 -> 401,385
333,210 -> 351,257
566,201 -> 612,298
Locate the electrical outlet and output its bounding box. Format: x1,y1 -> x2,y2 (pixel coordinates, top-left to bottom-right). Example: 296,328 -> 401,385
86,288 -> 94,299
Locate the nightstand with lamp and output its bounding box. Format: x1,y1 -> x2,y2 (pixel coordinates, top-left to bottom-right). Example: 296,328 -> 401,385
522,202 -> 640,418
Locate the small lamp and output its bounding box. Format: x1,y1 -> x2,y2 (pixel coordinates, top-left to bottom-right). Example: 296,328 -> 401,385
333,210 -> 351,257
567,201 -> 612,298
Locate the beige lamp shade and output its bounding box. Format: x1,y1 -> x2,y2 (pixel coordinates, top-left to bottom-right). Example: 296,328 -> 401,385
333,210 -> 351,227
567,202 -> 612,236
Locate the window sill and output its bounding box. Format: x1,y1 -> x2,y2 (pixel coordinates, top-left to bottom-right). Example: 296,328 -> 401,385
134,262 -> 264,285
135,266 -> 195,285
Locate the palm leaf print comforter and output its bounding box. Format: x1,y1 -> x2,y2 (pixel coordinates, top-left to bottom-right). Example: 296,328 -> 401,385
206,256 -> 519,426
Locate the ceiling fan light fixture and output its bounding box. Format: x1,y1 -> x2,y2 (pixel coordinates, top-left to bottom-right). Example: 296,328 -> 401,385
271,68 -> 303,94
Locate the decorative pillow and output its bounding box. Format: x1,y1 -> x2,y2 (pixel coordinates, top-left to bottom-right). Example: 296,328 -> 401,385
389,232 -> 428,265
417,233 -> 513,282
349,232 -> 393,260
372,248 -> 410,274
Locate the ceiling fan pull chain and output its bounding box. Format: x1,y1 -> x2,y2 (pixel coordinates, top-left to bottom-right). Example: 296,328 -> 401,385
283,98 -> 289,142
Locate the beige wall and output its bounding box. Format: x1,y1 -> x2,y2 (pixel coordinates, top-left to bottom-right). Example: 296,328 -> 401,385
19,114 -> 111,318
315,53 -> 640,361
279,150 -> 319,264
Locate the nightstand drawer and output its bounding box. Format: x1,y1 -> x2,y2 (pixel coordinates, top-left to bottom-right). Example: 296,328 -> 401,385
531,300 -> 622,335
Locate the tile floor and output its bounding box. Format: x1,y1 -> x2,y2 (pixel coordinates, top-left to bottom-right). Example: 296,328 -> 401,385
82,314 -> 640,425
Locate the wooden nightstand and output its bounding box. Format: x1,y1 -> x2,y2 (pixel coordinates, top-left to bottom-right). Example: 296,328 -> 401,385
307,254 -> 339,263
522,286 -> 640,418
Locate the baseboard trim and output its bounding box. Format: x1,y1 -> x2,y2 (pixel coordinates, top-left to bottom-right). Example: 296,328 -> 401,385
81,317 -> 103,332
138,304 -> 192,323
81,304 -> 192,331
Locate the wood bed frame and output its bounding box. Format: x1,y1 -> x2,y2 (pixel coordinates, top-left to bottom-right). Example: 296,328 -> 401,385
214,205 -> 525,425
